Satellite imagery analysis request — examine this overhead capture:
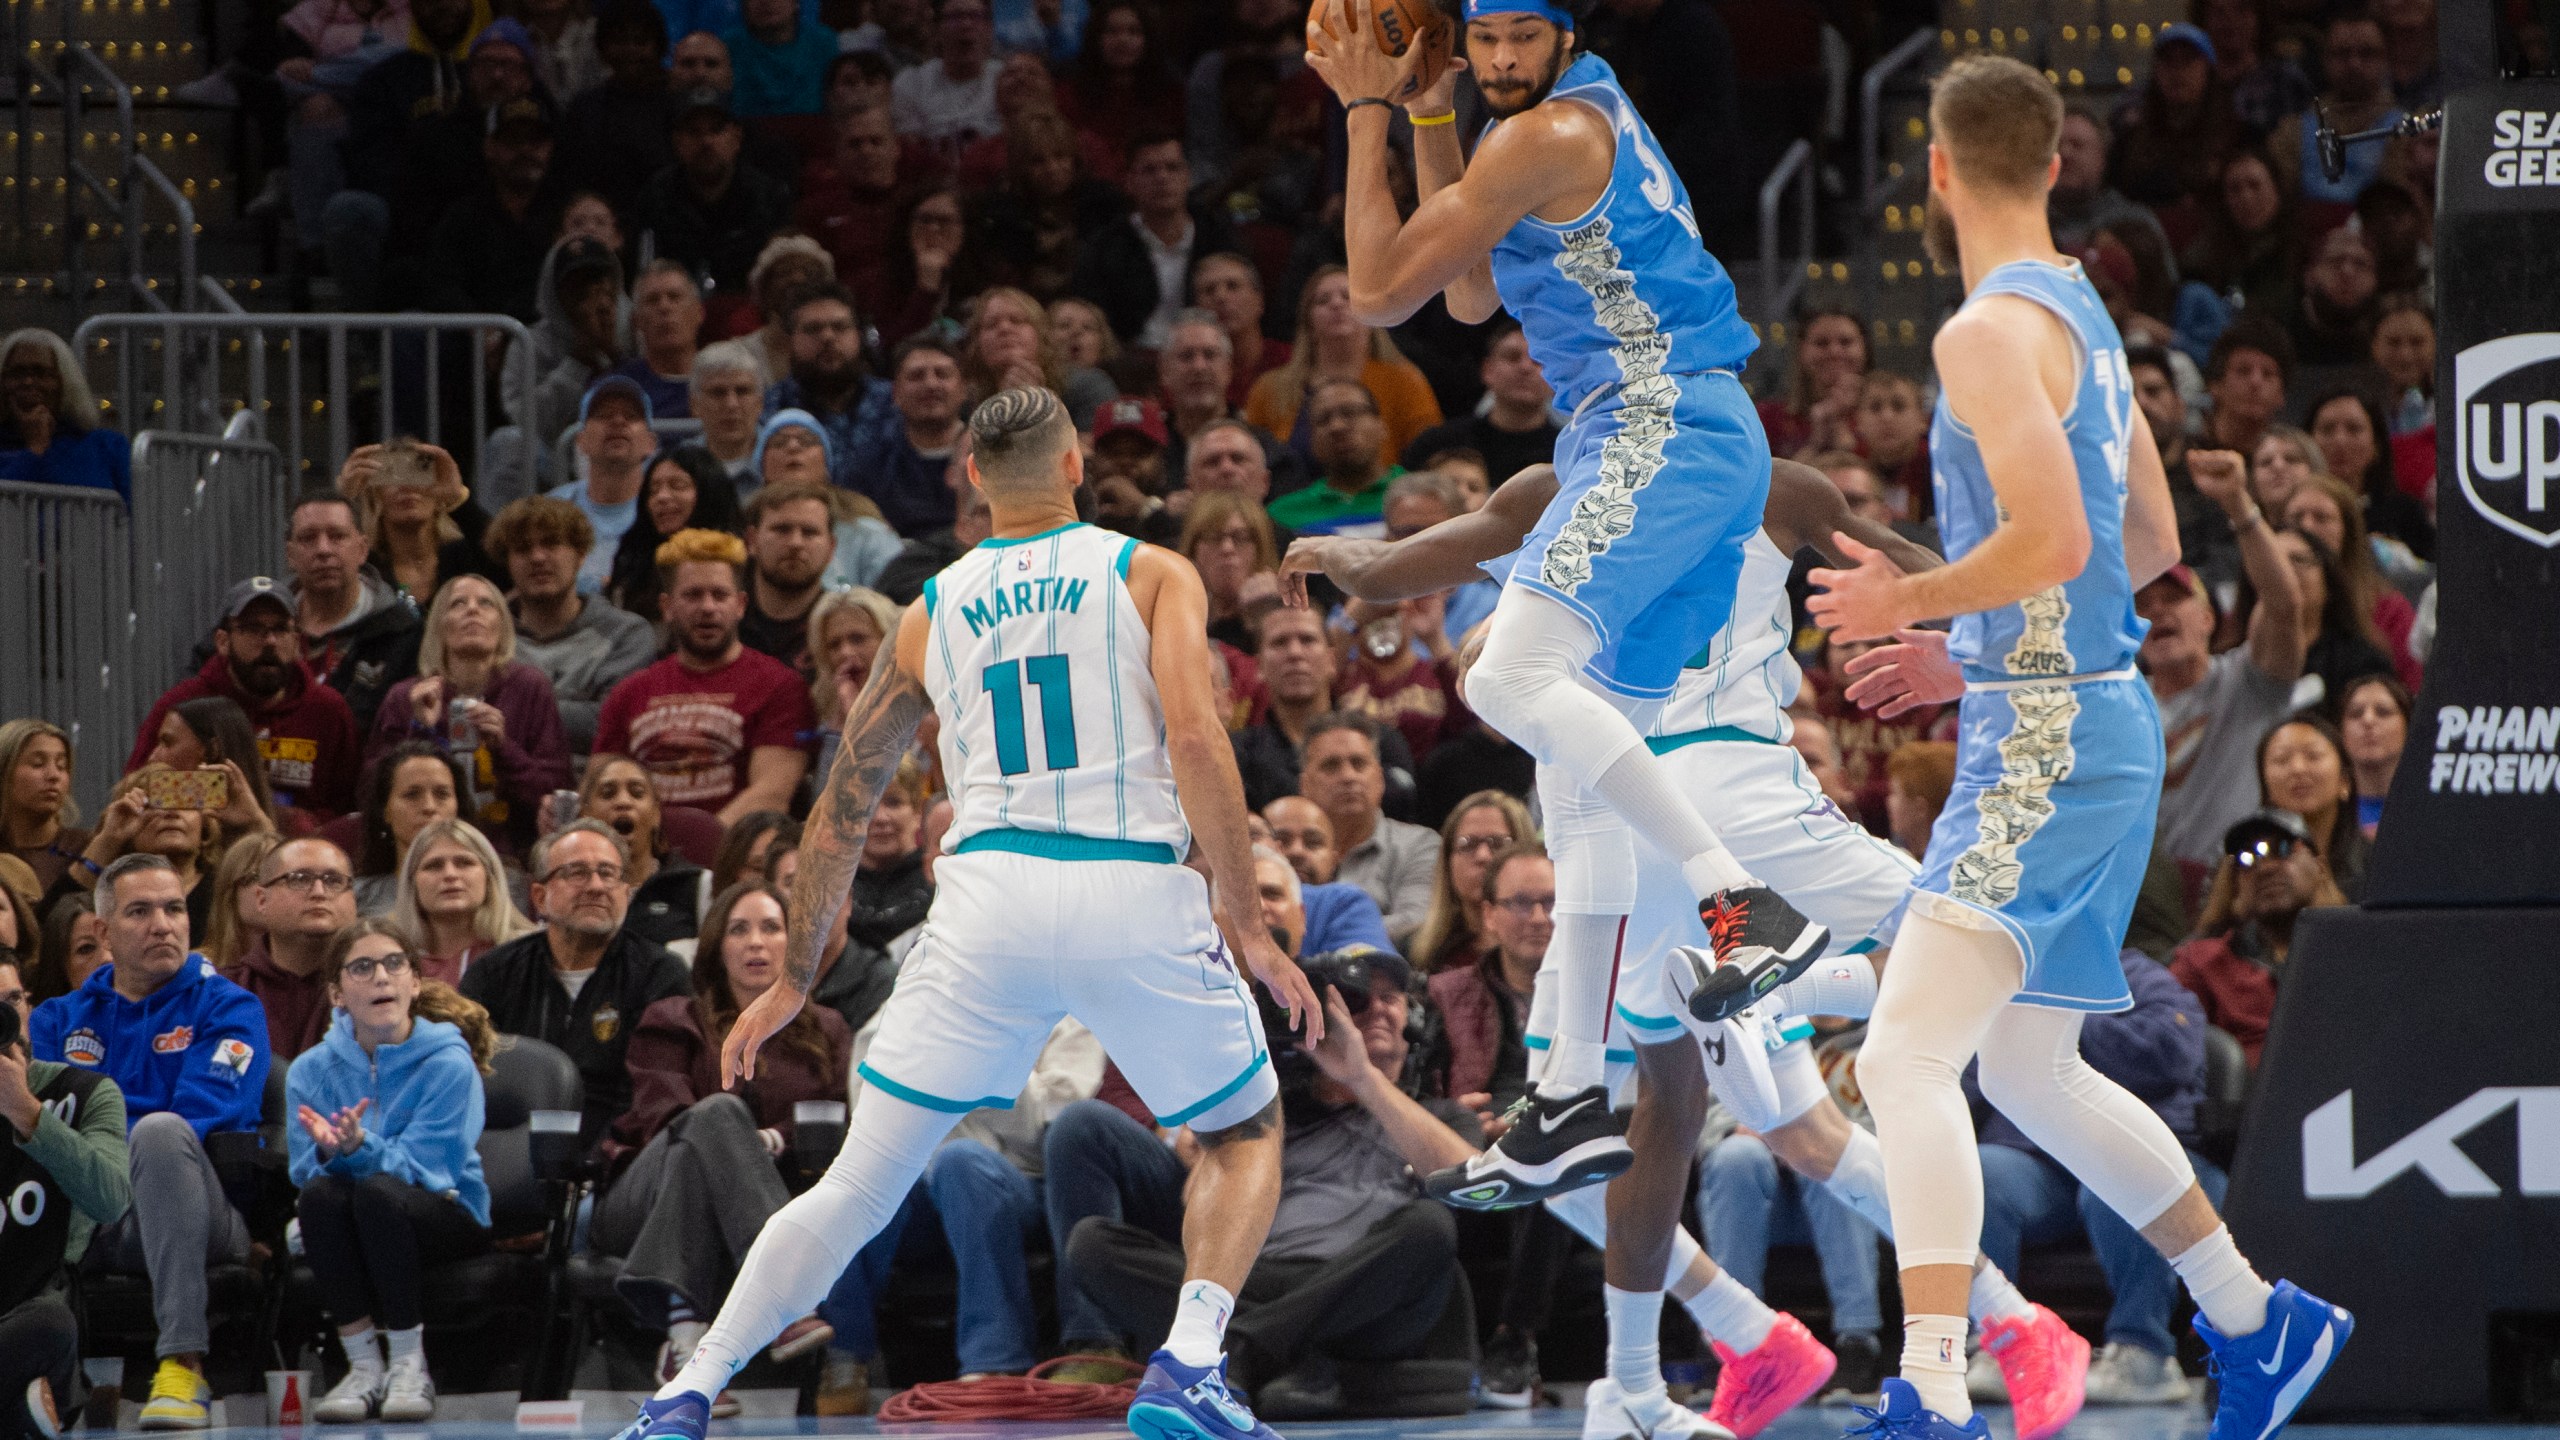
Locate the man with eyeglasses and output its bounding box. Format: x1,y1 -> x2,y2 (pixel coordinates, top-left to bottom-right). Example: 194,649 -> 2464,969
31,853 -> 270,1430
460,821 -> 690,1143
131,577 -> 364,823
219,839 -> 358,1062
2169,809 -> 2339,1070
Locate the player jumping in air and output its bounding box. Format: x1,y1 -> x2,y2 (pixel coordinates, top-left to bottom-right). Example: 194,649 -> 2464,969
607,389 -> 1323,1440
1806,54 -> 2350,1440
1303,0 -> 1829,1230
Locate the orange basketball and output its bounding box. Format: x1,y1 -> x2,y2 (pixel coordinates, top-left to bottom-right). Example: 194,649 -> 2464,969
1309,0 -> 1454,100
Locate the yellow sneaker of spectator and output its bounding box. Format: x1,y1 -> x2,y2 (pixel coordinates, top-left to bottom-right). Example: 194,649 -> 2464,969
138,1360 -> 211,1431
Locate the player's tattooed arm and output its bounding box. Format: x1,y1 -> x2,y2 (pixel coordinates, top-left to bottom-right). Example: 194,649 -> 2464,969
782,601 -> 931,995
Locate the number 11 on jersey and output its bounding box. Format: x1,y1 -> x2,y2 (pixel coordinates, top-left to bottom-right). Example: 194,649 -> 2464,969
985,655 -> 1079,776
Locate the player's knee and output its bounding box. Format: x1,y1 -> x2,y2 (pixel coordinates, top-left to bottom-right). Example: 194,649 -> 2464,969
1855,1025 -> 1959,1106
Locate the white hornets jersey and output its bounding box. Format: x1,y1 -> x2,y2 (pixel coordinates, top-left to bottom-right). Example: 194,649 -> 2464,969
921,523 -> 1192,860
1648,529 -> 1800,745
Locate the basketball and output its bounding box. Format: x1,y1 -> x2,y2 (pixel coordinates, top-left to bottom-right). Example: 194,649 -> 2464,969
1308,0 -> 1454,100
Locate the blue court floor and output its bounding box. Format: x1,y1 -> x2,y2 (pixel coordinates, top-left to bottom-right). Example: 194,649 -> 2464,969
171,1411 -> 2540,1440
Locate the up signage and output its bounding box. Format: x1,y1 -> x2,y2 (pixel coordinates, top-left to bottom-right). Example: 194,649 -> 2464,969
2453,334 -> 2560,547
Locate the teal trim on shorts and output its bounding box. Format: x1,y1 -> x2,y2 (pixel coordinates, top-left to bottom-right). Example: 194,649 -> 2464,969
1154,1050 -> 1272,1129
1614,1004 -> 1685,1033
1644,725 -> 1783,756
1846,937 -> 1880,955
951,828 -> 1181,864
1775,1017 -> 1817,1045
1522,1033 -> 1640,1064
857,1063 -> 1016,1114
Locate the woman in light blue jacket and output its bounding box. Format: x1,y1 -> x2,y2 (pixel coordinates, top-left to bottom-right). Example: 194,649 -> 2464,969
287,917 -> 497,1425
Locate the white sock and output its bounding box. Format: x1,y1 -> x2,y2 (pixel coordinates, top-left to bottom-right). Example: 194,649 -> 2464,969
1536,1033 -> 1609,1098
2169,1227 -> 2272,1339
1969,1261 -> 2034,1325
339,1326 -> 382,1378
1165,1279 -> 1235,1367
1682,1270 -> 1777,1354
668,1320 -> 708,1357
1900,1314 -> 1972,1420
1774,954 -> 1880,1019
1603,1286 -> 1666,1396
383,1326 -> 424,1368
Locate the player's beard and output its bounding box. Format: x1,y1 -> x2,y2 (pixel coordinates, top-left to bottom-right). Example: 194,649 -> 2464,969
1923,199 -> 1960,274
1477,38 -> 1569,117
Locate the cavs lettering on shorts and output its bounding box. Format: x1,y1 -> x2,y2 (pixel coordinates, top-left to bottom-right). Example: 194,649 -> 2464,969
262,734 -> 320,792
210,1039 -> 255,1080
590,1003 -> 621,1043
153,1026 -> 196,1054
61,1029 -> 107,1067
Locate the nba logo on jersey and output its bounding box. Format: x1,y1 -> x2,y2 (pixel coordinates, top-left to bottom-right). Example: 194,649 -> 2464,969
1014,552 -> 1032,572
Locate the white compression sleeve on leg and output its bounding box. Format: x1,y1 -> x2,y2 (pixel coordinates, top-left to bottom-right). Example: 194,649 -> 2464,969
662,1086 -> 960,1400
1974,1005 -> 2198,1233
1853,911 -> 2024,1272
1821,1121 -> 2030,1324
1469,586 -> 1751,897
1537,766 -> 1638,1097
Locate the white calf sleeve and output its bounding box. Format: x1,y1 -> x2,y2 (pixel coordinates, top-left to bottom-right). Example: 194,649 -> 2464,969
663,1086 -> 960,1399
1471,587 -> 1749,897
1974,1005 -> 2197,1231
1537,769 -> 1637,1096
1854,912 -> 2023,1272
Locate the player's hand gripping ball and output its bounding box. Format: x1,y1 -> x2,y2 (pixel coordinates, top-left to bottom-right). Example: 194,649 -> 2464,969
1307,0 -> 1453,103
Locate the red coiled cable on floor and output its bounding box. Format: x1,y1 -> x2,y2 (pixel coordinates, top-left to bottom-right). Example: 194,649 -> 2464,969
873,1355 -> 1145,1421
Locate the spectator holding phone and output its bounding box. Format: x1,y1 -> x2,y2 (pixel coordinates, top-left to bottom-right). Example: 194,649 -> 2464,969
131,578 -> 364,824
140,699 -> 280,831
368,575 -> 575,853
391,819 -> 535,985
43,765 -> 263,937
0,953 -> 130,1440
291,918 -> 497,1425
31,854 -> 270,1431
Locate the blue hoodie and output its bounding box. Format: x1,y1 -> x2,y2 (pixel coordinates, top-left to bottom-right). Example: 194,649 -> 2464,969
32,957 -> 270,1140
287,1013 -> 491,1226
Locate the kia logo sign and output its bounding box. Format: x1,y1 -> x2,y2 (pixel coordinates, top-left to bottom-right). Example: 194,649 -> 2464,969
2455,333 -> 2560,547
2302,1086 -> 2560,1199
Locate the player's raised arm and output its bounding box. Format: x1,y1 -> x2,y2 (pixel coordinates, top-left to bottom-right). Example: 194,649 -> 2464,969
1279,464 -> 1560,605
1807,297 -> 2089,642
1306,0 -> 1607,325
1399,29 -> 1502,322
728,601 -> 931,1084
1130,546 -> 1324,1042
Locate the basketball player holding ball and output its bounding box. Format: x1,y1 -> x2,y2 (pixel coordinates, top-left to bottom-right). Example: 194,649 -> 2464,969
1305,6 -> 1832,1434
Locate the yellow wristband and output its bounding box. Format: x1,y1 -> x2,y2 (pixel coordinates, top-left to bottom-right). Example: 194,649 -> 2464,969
1409,110 -> 1457,126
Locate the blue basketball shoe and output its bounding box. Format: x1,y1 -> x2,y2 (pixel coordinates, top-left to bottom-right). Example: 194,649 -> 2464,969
1840,1379 -> 1991,1439
1127,1350 -> 1281,1440
604,1391 -> 711,1440
2195,1280 -> 2353,1440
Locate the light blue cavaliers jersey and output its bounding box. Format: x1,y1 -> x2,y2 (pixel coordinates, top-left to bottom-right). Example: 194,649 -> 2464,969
921,524 -> 1191,857
1930,260 -> 2148,684
1485,54 -> 1758,411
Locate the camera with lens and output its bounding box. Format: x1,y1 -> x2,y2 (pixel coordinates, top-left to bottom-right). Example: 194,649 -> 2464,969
1253,945 -> 1412,1114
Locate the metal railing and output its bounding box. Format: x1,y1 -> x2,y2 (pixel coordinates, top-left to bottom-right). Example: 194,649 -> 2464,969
0,480 -> 140,818
1757,139 -> 1816,334
51,5 -> 199,314
127,431 -> 292,709
70,311 -> 539,485
1857,25 -> 1941,327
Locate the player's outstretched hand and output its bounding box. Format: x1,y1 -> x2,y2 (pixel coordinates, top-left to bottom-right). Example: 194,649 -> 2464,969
1841,626 -> 1966,718
1278,535 -> 1386,608
723,982 -> 810,1088
1806,531 -> 1914,644
1242,933 -> 1326,1046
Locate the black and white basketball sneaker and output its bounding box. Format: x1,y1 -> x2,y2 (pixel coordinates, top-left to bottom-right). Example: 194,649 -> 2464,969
1424,1084 -> 1632,1210
1678,886 -> 1831,1024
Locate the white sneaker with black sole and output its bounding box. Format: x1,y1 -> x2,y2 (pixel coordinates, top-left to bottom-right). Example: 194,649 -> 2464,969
1425,1085 -> 1631,1210
2081,1342 -> 2191,1405
1679,886 -> 1830,1024
1580,1378 -> 1735,1440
